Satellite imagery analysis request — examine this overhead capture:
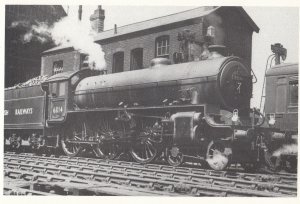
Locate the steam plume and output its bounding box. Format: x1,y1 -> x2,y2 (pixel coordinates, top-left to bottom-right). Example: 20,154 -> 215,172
10,7 -> 106,70
272,144 -> 298,157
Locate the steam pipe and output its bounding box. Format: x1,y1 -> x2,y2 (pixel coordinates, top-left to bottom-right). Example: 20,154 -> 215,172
78,5 -> 82,21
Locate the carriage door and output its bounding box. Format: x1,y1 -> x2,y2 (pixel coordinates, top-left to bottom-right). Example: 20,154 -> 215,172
286,76 -> 298,131
275,77 -> 287,130
48,80 -> 68,121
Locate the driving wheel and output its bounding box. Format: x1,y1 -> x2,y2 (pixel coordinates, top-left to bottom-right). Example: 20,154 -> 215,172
130,137 -> 158,164
93,143 -> 119,160
61,121 -> 84,157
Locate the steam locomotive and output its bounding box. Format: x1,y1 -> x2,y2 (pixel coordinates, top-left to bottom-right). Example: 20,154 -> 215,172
4,45 -> 298,172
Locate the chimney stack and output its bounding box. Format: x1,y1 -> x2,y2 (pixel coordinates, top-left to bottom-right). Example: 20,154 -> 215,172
90,5 -> 105,33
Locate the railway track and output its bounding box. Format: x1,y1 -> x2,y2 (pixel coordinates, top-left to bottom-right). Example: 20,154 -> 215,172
4,152 -> 297,196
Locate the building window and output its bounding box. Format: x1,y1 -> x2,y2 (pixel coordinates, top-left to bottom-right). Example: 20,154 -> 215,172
53,60 -> 63,75
206,26 -> 215,37
155,35 -> 170,57
130,48 -> 143,70
80,54 -> 88,68
289,77 -> 298,106
112,52 -> 124,73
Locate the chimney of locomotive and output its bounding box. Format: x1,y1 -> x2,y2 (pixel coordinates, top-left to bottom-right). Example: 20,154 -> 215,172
150,58 -> 171,68
208,45 -> 226,59
90,5 -> 105,33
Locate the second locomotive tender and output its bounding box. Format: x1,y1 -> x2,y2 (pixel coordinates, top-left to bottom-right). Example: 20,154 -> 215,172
5,48 -> 273,170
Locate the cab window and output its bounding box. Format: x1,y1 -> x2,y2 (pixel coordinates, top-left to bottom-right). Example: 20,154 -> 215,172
71,75 -> 80,87
50,83 -> 57,96
58,82 -> 66,96
50,81 -> 66,97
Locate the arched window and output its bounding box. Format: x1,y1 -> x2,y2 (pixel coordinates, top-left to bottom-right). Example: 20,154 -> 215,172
130,48 -> 143,70
155,35 -> 170,58
112,51 -> 124,73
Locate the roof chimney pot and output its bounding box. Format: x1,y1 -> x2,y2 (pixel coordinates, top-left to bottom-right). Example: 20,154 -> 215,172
90,5 -> 105,33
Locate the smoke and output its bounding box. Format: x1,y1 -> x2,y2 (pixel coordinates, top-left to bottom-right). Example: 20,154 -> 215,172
206,154 -> 229,170
26,22 -> 52,44
10,7 -> 106,70
9,21 -> 52,44
272,144 -> 298,157
10,20 -> 30,28
50,16 -> 106,70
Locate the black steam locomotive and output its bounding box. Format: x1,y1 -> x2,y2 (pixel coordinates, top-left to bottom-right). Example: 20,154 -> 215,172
4,46 -> 298,172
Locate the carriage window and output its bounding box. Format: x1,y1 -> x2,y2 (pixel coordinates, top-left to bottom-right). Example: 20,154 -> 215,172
289,78 -> 298,106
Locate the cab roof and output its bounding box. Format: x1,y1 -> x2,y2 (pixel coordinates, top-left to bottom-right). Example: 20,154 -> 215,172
42,69 -> 93,83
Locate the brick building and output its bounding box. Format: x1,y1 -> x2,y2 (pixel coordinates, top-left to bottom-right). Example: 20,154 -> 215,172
41,6 -> 259,76
5,5 -> 66,87
41,44 -> 87,76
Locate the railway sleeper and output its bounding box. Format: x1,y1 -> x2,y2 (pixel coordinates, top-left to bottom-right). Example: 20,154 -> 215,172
5,165 -> 296,196
5,153 -> 297,190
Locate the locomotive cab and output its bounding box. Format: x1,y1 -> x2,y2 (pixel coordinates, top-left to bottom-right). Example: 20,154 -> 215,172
42,69 -> 98,124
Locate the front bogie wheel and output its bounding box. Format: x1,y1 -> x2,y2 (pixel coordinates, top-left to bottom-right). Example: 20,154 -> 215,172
206,141 -> 232,171
165,146 -> 184,166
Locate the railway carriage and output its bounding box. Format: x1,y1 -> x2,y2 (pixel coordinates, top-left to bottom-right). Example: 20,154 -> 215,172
264,63 -> 298,134
263,62 -> 298,171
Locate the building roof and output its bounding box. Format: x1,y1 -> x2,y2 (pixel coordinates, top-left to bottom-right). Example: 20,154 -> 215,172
43,6 -> 259,53
94,6 -> 259,42
42,43 -> 75,54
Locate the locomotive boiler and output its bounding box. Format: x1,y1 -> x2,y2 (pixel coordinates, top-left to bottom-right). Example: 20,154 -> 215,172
74,56 -> 252,114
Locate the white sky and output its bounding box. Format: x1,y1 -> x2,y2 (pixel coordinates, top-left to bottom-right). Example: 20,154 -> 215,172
66,5 -> 298,108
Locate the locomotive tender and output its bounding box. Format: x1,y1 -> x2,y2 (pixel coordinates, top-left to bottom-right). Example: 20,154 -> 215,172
4,48 -> 297,171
